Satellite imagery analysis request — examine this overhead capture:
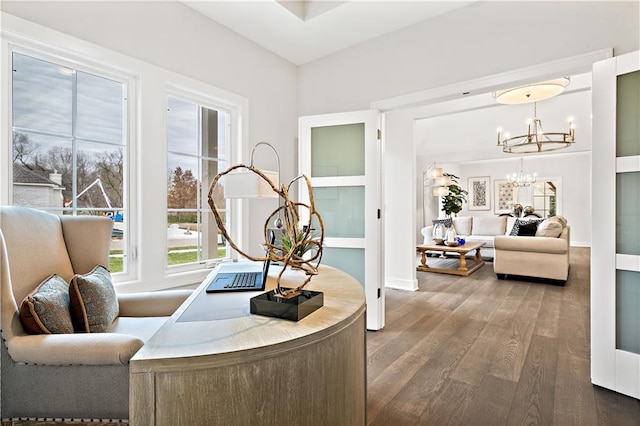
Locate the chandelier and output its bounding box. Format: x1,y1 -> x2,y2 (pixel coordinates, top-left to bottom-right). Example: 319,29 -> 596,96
494,77 -> 575,154
496,102 -> 575,154
507,158 -> 536,187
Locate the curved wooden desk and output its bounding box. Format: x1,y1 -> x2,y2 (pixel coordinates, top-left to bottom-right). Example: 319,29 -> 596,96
129,264 -> 366,425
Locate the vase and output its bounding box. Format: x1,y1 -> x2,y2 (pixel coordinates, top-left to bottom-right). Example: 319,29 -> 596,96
433,222 -> 444,243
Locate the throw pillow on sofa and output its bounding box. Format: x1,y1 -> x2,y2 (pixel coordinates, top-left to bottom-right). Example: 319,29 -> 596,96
536,217 -> 564,238
69,265 -> 119,333
19,274 -> 75,334
510,219 -> 544,236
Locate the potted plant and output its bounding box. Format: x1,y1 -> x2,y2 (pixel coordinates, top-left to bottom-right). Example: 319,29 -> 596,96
441,173 -> 468,217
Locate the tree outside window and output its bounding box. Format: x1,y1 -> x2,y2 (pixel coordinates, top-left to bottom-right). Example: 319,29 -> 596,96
166,96 -> 229,267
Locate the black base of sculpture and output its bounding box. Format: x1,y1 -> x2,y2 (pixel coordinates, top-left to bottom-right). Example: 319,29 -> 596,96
250,288 -> 323,321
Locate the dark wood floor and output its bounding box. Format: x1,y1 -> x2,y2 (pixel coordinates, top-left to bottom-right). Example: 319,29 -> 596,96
366,247 -> 640,425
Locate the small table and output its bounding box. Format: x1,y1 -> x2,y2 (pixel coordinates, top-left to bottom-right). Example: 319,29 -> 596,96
417,241 -> 486,276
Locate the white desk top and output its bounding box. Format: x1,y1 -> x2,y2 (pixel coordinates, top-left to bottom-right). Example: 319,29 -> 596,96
130,263 -> 366,370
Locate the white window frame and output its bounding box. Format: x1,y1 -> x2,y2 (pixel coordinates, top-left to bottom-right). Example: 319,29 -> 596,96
164,85 -> 235,274
2,28 -> 139,284
1,13 -> 249,292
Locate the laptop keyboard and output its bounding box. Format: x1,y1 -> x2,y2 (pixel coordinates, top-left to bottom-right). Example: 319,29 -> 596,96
225,272 -> 259,288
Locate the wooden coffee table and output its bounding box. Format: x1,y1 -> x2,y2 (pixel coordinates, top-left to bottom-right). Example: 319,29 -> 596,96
416,241 -> 486,276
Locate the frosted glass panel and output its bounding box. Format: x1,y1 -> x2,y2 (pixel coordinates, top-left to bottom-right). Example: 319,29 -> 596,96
616,270 -> 640,354
313,186 -> 364,238
322,247 -> 365,287
616,71 -> 640,157
311,123 -> 364,177
616,172 -> 640,255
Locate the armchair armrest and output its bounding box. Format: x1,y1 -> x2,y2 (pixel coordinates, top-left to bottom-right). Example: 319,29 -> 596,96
117,290 -> 192,317
6,333 -> 143,365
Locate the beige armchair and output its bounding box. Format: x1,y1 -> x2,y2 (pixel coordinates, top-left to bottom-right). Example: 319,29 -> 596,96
0,206 -> 191,421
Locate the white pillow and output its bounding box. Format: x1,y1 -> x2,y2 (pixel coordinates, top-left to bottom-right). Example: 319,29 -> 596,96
535,217 -> 564,238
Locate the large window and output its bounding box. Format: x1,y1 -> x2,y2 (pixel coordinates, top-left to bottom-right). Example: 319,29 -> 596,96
11,51 -> 128,273
166,95 -> 229,268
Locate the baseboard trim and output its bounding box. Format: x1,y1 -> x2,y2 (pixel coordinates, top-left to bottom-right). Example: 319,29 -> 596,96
385,277 -> 418,291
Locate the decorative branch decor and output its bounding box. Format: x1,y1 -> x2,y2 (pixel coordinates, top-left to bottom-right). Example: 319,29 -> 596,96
208,163 -> 324,299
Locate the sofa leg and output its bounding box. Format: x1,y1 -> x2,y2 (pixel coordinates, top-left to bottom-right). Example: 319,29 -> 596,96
496,273 -> 507,280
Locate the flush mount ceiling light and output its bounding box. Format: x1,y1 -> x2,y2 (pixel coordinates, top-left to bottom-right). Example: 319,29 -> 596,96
493,77 -> 570,104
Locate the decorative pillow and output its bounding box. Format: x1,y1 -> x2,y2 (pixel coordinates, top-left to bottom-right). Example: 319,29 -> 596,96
69,265 -> 119,333
19,274 -> 74,334
553,215 -> 568,227
509,219 -> 544,236
536,217 -> 564,237
432,218 -> 452,228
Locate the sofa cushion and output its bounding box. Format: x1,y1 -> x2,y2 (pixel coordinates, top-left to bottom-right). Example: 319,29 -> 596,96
19,274 -> 75,334
536,217 -> 564,238
453,216 -> 472,235
69,265 -> 119,333
472,216 -> 506,236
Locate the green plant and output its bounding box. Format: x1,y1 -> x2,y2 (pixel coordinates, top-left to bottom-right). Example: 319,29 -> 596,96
281,228 -> 319,260
441,173 -> 468,217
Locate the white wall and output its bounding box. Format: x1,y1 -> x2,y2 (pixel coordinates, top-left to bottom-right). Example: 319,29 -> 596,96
298,1 -> 639,116
1,1 -> 299,264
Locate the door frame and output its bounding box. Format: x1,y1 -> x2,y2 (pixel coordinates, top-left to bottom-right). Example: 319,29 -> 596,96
371,49 -> 612,293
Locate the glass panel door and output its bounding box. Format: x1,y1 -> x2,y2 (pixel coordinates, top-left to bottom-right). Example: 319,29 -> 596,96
592,51 -> 640,398
299,110 -> 383,330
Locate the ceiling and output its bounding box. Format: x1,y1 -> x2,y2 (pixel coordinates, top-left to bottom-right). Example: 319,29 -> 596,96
181,0 -> 476,65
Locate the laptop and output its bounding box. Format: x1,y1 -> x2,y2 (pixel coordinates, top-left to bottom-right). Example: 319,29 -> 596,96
205,230 -> 276,293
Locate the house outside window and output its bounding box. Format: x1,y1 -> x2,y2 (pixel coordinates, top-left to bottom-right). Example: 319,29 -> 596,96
166,95 -> 229,268
10,51 -> 128,273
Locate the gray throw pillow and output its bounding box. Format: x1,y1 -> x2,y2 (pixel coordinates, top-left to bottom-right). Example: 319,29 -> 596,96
19,274 -> 75,334
69,265 -> 119,333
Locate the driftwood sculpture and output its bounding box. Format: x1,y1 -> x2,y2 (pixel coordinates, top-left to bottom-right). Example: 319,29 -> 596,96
207,163 -> 324,299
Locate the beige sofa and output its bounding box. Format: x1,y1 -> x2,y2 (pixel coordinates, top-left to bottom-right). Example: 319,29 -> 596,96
494,224 -> 570,283
0,206 -> 192,421
421,215 -> 570,283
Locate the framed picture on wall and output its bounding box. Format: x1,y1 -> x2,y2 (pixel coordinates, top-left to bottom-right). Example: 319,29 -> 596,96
494,179 -> 518,214
468,176 -> 491,211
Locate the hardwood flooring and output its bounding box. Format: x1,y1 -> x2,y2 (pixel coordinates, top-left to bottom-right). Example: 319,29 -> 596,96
366,247 -> 640,425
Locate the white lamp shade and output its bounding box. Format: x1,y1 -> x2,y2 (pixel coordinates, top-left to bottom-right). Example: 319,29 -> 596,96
432,186 -> 449,197
224,170 -> 279,198
434,176 -> 452,186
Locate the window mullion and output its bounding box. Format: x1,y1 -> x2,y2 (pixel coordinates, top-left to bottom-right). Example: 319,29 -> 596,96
71,69 -> 78,216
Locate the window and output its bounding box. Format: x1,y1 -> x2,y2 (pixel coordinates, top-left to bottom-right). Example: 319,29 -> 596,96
11,51 -> 128,274
166,95 -> 229,268
532,179 -> 558,218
